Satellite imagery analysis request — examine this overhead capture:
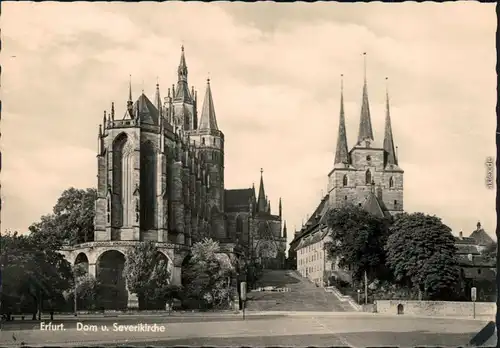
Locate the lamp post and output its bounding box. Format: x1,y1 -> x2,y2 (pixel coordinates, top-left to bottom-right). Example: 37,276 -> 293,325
357,289 -> 361,304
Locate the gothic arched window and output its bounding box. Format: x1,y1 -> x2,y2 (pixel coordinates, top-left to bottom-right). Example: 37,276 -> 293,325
342,174 -> 348,187
236,216 -> 244,234
389,176 -> 394,188
365,170 -> 372,185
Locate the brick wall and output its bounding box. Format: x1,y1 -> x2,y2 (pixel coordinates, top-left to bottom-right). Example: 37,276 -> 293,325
375,300 -> 496,318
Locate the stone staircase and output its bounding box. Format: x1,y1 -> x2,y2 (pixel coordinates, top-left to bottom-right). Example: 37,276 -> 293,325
245,270 -> 357,312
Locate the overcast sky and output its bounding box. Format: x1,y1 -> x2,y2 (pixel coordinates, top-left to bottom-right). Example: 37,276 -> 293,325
1,2 -> 496,244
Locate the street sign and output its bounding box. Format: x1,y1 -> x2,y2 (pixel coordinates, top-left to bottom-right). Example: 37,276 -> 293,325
240,282 -> 247,301
471,287 -> 477,302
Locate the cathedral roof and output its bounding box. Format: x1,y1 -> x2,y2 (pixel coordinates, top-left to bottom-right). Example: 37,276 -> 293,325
132,93 -> 160,125
225,188 -> 254,212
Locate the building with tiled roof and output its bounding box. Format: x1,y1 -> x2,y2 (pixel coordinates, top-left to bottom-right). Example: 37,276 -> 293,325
289,59 -> 403,285
61,47 -> 286,309
453,222 -> 496,301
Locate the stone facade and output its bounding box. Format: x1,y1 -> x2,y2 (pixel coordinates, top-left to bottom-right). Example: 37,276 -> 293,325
60,47 -> 287,309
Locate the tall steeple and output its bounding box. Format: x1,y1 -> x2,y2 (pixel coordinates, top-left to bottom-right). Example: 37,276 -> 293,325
174,45 -> 192,103
257,168 -> 267,213
198,78 -> 219,130
283,221 -> 287,238
383,77 -> 398,166
334,74 -> 350,165
357,53 -> 374,145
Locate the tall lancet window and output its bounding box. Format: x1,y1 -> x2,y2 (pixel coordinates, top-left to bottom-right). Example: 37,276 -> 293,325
112,133 -> 129,228
342,175 -> 348,187
365,170 -> 372,185
236,215 -> 244,234
389,176 -> 394,188
140,141 -> 157,231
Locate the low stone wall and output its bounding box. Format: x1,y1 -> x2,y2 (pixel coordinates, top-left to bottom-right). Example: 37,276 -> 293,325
375,300 -> 496,318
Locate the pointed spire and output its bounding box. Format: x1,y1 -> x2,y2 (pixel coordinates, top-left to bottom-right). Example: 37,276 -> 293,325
335,74 -> 350,165
283,221 -> 287,238
198,78 -> 219,130
279,197 -> 282,219
125,75 -> 133,119
178,45 -> 187,81
155,81 -> 162,116
257,168 -> 267,213
383,77 -> 398,166
128,75 -> 132,102
357,53 -> 374,144
174,45 -> 192,102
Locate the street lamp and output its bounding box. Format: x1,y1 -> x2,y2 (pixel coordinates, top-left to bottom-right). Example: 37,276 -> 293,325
357,289 -> 361,304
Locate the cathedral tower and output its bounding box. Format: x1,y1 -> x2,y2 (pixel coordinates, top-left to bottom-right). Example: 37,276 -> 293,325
173,46 -> 198,131
189,78 -> 226,238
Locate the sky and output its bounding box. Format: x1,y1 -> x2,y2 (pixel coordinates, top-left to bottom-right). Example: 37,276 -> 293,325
1,2 -> 497,245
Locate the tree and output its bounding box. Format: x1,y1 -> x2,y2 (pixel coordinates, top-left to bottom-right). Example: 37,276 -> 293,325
385,212 -> 460,300
324,205 -> 392,282
123,241 -> 173,310
1,232 -> 73,319
29,187 -> 96,246
182,238 -> 235,309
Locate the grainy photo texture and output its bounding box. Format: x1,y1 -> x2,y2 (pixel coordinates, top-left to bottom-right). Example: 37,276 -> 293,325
0,2 -> 497,347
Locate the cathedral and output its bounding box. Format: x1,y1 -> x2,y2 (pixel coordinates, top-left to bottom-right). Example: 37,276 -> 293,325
289,61 -> 404,278
61,47 -> 287,309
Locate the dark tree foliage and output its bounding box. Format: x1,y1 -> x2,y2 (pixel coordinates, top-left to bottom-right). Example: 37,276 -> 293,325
385,212 -> 460,300
182,238 -> 235,310
29,187 -> 96,247
324,204 -> 392,282
123,241 -> 177,310
1,232 -> 73,318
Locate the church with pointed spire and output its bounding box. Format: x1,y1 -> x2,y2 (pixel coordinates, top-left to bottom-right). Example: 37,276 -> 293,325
62,46 -> 286,309
289,58 -> 404,282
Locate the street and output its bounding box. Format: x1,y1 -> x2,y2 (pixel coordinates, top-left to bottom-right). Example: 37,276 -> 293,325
0,312 -> 494,347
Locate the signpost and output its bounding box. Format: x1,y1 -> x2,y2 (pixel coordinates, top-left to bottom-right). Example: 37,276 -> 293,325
240,282 -> 247,320
471,287 -> 477,319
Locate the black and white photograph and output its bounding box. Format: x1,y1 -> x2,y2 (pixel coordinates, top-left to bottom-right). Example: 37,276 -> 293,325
0,2 -> 497,347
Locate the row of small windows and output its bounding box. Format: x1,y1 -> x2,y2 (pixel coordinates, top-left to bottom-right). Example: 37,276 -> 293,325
299,244 -> 321,254
342,172 -> 395,188
201,137 -> 217,146
298,252 -> 323,265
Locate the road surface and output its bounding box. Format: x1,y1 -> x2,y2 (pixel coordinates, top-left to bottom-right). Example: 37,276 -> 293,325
0,312 -> 494,347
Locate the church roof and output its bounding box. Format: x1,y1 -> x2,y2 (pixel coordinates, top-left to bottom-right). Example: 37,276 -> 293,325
290,195 -> 329,244
132,93 -> 160,125
362,191 -> 389,218
224,188 -> 254,212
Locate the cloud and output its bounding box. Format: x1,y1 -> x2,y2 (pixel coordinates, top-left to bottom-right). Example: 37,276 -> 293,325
1,2 -> 496,244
